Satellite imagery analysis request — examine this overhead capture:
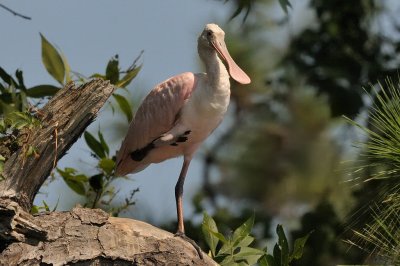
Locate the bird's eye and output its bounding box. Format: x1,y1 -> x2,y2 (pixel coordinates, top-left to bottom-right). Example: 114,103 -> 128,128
207,31 -> 212,38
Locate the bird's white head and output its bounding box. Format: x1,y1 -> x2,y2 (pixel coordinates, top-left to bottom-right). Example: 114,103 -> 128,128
198,23 -> 251,85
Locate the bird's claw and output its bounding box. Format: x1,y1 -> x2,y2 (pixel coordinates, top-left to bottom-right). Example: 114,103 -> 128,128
174,231 -> 204,259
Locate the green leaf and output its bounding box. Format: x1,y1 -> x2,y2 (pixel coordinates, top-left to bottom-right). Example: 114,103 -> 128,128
61,53 -> 72,83
90,73 -> 106,79
98,158 -> 115,175
58,168 -> 87,195
265,254 -> 276,266
40,33 -> 65,85
229,1 -> 251,22
64,178 -> 86,195
0,67 -> 17,85
218,239 -> 234,255
84,131 -> 106,158
236,235 -> 254,247
202,213 -> 219,257
233,246 -> 265,265
272,244 -> 281,266
106,55 -> 119,84
116,65 -> 141,88
210,230 -> 228,244
289,231 -> 312,261
31,205 -> 39,214
98,131 -> 109,156
89,174 -> 104,191
279,0 -> 292,13
15,69 -> 26,90
52,197 -> 60,211
42,200 -> 50,212
0,83 -> 5,93
6,111 -> 41,130
113,94 -> 133,122
26,85 -> 60,98
218,254 -> 235,266
19,90 -> 28,111
232,214 -> 254,246
276,224 -> 289,265
258,255 -> 269,266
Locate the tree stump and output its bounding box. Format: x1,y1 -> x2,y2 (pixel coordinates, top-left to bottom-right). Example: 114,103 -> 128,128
0,79 -> 214,265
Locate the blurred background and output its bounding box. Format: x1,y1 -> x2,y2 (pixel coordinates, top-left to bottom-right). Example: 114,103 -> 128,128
2,0 -> 400,264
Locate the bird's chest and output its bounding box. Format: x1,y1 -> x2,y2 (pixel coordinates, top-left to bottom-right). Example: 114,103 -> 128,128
180,82 -> 230,141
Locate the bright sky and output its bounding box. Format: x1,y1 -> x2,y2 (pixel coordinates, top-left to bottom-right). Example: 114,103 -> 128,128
0,0 -> 232,224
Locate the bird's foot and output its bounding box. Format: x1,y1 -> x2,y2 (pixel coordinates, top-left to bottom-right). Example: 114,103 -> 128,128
174,231 -> 204,259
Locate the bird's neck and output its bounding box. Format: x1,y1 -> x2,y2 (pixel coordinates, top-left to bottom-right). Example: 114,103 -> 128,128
204,52 -> 230,91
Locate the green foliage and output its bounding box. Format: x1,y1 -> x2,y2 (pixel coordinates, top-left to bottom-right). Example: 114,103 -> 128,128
92,54 -> 142,88
202,214 -> 310,266
91,54 -> 141,122
57,167 -> 88,195
84,131 -> 108,159
0,34 -> 141,217
116,64 -> 141,88
26,85 -> 59,98
290,201 -> 364,265
278,0 -> 291,13
31,200 -> 58,214
58,128 -> 137,214
281,0 -> 395,118
113,93 -> 133,122
346,79 -> 400,179
345,78 -> 400,263
0,35 -> 64,116
259,225 -> 310,266
0,111 -> 41,133
0,67 -> 29,114
0,111 -> 42,173
202,213 -> 219,257
40,33 -> 67,85
225,0 -> 292,22
106,55 -> 120,84
202,213 -> 264,265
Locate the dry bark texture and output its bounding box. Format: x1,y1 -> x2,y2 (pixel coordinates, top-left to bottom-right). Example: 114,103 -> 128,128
0,80 -> 215,265
0,205 -> 214,266
0,79 -> 116,210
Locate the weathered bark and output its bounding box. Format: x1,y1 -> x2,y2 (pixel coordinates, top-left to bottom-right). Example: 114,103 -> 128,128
0,202 -> 214,265
0,80 -> 214,265
0,79 -> 115,210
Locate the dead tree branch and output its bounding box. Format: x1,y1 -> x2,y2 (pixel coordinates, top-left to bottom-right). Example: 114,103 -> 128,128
0,79 -> 114,211
0,3 -> 31,20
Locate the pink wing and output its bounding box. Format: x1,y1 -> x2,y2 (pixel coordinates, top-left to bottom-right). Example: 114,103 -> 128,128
115,72 -> 198,176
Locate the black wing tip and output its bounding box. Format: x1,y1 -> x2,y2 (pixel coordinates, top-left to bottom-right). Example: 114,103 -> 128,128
130,143 -> 155,161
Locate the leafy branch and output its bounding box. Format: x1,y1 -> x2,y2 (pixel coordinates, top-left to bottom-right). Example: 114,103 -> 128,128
201,213 -> 310,265
0,33 -> 141,216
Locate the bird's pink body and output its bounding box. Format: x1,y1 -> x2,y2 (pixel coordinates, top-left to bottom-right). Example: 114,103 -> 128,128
116,72 -> 202,174
115,24 -> 250,240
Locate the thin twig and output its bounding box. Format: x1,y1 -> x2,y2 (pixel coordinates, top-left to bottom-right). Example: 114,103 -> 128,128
0,3 -> 31,20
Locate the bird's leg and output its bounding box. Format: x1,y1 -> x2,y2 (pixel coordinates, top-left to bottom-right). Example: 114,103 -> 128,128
175,158 -> 190,234
174,157 -> 204,259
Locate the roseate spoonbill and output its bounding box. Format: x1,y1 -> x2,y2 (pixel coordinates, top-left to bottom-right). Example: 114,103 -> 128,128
115,23 -> 251,256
